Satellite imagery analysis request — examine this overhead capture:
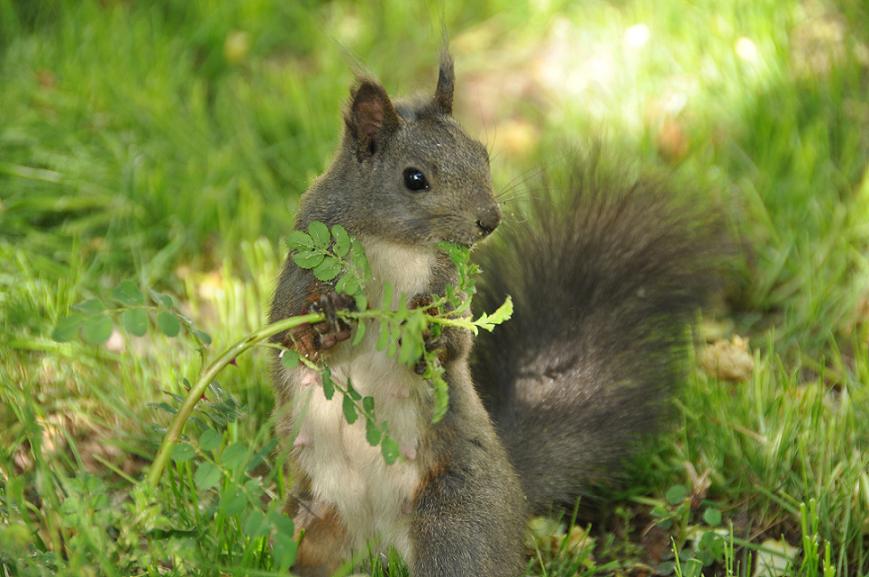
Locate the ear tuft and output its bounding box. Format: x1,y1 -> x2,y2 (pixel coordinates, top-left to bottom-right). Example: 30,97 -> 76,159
346,80 -> 399,159
433,50 -> 454,115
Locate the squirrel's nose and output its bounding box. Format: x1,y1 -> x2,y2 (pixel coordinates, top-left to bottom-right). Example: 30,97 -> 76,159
476,205 -> 501,237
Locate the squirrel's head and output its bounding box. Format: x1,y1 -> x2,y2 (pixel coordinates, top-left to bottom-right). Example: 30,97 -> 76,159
331,53 -> 500,248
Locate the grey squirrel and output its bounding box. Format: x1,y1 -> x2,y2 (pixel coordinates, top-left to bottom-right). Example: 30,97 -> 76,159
269,52 -> 717,577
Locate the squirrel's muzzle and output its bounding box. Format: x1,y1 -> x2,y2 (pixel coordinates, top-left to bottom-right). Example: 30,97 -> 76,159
476,205 -> 501,237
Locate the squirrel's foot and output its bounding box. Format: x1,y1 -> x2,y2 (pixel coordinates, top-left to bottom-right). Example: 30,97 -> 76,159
285,291 -> 355,360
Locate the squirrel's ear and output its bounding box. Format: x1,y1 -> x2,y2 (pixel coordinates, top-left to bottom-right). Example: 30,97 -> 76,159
346,80 -> 400,160
433,51 -> 454,115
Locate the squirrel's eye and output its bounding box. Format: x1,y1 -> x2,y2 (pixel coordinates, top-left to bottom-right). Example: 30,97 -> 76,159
403,168 -> 430,192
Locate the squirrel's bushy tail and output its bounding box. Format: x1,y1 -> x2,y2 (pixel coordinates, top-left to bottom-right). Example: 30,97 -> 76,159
472,150 -> 720,513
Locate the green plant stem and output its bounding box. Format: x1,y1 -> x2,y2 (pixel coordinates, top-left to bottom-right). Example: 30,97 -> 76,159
146,312 -> 324,487
343,309 -> 473,331
423,315 -> 475,332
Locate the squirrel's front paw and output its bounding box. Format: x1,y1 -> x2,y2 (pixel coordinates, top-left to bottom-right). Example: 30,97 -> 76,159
285,291 -> 355,360
310,291 -> 355,349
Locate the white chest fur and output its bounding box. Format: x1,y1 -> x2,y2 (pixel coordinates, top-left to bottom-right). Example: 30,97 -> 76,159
283,239 -> 436,558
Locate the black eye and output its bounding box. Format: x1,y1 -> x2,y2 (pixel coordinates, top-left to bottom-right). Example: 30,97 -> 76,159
403,167 -> 429,192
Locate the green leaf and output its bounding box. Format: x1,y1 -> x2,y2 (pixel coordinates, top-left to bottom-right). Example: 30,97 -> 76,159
199,428 -> 222,452
388,319 -> 400,357
380,282 -> 394,310
292,249 -> 325,269
73,298 -> 104,315
322,368 -> 335,400
351,319 -> 366,346
398,314 -> 425,366
192,329 -> 212,345
245,475 -> 265,493
313,256 -> 342,281
171,442 -> 195,462
430,373 -> 449,423
121,308 -> 148,337
268,510 -> 295,538
308,221 -> 331,248
52,314 -> 83,342
150,401 -> 177,414
698,531 -> 724,563
650,505 -> 669,519
437,241 -> 470,267
703,507 -> 722,526
152,291 -> 175,309
331,224 -> 351,256
242,510 -> 270,538
362,396 -> 375,414
112,280 -> 144,305
350,240 -> 371,278
365,418 -> 382,446
354,293 -> 368,312
399,332 -> 420,366
273,533 -> 298,572
219,486 -> 246,515
475,295 -> 513,332
81,314 -> 113,345
342,394 -> 358,424
665,484 -> 689,505
156,311 -> 181,337
681,558 -> 703,577
281,349 -> 300,369
220,442 -> 248,471
286,230 -> 314,251
335,274 -> 349,294
377,319 -> 390,351
335,273 -> 360,296
381,435 -> 400,465
345,382 -> 361,401
194,462 -> 221,490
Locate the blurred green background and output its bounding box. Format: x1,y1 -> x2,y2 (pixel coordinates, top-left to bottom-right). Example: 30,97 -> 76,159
0,1 -> 867,576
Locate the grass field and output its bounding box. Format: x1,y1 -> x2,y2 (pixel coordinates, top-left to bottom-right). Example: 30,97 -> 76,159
1,1 -> 867,576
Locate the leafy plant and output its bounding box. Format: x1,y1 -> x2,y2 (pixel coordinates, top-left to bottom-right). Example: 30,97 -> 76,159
44,220 -> 513,572
52,221 -> 512,478
644,485 -> 729,576
52,281 -> 212,350
284,222 -> 513,434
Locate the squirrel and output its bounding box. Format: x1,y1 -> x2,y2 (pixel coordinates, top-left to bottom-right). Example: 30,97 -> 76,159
269,52 -> 717,577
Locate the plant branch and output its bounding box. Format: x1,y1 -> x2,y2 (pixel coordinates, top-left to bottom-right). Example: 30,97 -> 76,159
146,312 -> 323,486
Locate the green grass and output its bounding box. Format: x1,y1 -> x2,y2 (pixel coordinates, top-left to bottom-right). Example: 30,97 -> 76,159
1,0 -> 867,575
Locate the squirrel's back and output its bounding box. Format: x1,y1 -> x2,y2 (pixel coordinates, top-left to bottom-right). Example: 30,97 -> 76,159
473,149 -> 720,512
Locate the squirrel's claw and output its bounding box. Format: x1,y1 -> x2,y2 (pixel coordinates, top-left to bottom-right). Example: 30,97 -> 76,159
310,292 -> 355,336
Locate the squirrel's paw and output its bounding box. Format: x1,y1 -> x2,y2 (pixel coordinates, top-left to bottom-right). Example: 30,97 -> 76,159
285,291 -> 355,360
310,291 -> 355,348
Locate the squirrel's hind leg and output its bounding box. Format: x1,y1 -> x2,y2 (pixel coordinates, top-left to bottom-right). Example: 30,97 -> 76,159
291,498 -> 352,577
409,453 -> 526,577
